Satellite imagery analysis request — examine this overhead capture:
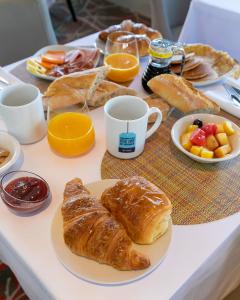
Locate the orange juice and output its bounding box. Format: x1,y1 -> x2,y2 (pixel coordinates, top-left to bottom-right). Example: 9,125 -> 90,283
104,53 -> 139,82
47,112 -> 95,157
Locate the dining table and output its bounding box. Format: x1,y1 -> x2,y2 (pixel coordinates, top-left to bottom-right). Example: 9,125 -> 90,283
0,32 -> 240,300
179,0 -> 240,61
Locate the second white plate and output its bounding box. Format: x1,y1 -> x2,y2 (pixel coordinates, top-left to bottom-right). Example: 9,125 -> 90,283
51,179 -> 172,286
28,44 -> 100,81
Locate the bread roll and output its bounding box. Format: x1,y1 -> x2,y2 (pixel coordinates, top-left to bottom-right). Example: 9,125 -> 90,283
147,74 -> 220,114
116,34 -> 150,57
146,27 -> 162,40
99,24 -> 122,42
131,23 -> 148,34
98,20 -> 162,57
101,176 -> 172,245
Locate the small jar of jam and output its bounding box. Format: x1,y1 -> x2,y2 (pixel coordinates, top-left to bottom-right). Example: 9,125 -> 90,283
0,170 -> 50,213
142,38 -> 185,93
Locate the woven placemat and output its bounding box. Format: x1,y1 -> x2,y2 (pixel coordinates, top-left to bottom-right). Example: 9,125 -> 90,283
11,61 -> 50,94
101,110 -> 240,225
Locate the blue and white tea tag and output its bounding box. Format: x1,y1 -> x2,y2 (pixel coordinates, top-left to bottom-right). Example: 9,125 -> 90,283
118,122 -> 136,153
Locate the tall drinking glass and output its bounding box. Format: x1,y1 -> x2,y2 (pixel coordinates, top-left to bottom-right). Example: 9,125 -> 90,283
104,31 -> 140,83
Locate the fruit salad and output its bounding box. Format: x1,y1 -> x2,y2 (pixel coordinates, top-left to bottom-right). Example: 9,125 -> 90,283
180,119 -> 235,159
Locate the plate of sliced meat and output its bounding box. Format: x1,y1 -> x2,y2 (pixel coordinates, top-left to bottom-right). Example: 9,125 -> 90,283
26,44 -> 100,81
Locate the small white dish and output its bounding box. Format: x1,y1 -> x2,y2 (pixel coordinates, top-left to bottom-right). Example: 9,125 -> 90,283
0,132 -> 21,174
28,44 -> 100,81
171,113 -> 240,163
51,179 -> 172,285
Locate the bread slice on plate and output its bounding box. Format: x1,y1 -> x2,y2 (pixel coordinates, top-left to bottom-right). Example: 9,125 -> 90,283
88,80 -> 137,107
43,66 -> 109,110
43,66 -> 137,110
147,74 -> 220,114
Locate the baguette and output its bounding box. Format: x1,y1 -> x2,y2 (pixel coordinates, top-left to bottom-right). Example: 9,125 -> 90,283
43,66 -> 109,110
147,74 -> 220,114
89,80 -> 137,107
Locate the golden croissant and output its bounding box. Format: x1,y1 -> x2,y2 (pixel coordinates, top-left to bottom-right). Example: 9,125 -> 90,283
101,176 -> 172,245
62,178 -> 150,270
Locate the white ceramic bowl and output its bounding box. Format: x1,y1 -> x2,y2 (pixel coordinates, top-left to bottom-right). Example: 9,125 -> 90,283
0,132 -> 21,174
171,114 -> 240,163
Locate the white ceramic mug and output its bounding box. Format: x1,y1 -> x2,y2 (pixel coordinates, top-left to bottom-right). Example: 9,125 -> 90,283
104,95 -> 162,159
0,84 -> 46,144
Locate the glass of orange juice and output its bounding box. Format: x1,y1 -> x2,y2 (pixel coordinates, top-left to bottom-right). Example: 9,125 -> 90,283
104,31 -> 140,83
47,106 -> 95,157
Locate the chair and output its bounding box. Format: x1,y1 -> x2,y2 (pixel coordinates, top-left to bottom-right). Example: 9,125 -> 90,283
0,0 -> 57,66
150,0 -> 191,41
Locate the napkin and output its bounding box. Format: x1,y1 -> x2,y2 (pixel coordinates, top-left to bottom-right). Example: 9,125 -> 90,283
205,90 -> 240,118
224,77 -> 240,92
0,67 -> 22,86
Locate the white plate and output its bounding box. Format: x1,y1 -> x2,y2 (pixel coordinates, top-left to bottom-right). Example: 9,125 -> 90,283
51,179 -> 172,286
171,113 -> 240,163
0,131 -> 21,174
191,71 -> 233,87
28,44 -> 100,81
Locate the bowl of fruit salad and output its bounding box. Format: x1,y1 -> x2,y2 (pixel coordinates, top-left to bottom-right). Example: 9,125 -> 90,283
171,114 -> 240,163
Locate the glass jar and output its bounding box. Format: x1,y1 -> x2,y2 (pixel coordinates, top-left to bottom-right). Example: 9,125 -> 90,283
142,38 -> 185,93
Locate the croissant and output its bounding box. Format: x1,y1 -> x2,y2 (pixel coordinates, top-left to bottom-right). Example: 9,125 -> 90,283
62,178 -> 150,271
116,34 -> 150,56
101,176 -> 172,245
99,19 -> 162,42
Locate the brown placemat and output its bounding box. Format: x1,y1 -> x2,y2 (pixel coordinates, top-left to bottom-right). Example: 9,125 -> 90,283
11,61 -> 50,94
101,110 -> 240,225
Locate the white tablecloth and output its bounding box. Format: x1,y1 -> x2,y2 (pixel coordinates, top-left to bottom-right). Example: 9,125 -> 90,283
179,0 -> 240,61
0,33 -> 240,300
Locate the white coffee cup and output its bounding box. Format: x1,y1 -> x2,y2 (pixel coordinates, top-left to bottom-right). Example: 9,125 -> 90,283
0,84 -> 47,144
104,95 -> 162,159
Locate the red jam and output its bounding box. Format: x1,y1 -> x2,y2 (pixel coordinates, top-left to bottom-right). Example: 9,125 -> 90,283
5,177 -> 48,202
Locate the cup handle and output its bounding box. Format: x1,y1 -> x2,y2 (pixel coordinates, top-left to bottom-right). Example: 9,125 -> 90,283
146,107 -> 162,139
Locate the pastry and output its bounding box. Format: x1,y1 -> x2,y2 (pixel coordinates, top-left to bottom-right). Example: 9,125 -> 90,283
89,80 -> 137,107
147,74 -> 220,114
144,94 -> 171,123
101,176 -> 172,245
184,44 -> 235,77
187,68 -> 218,83
145,27 -> 162,40
99,19 -> 162,42
171,56 -> 203,74
99,24 -> 122,41
183,63 -> 213,80
116,34 -> 150,57
44,66 -> 136,109
62,178 -> 150,270
98,20 -> 162,56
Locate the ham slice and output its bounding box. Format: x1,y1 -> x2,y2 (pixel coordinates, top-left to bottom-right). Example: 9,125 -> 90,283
48,48 -> 100,77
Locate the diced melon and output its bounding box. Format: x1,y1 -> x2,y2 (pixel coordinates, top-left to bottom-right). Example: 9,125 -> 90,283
223,121 -> 235,136
206,135 -> 219,151
216,123 -> 225,134
186,124 -> 198,133
214,144 -> 232,158
190,146 -> 203,156
180,132 -> 192,151
215,133 -> 229,146
201,148 -> 214,159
